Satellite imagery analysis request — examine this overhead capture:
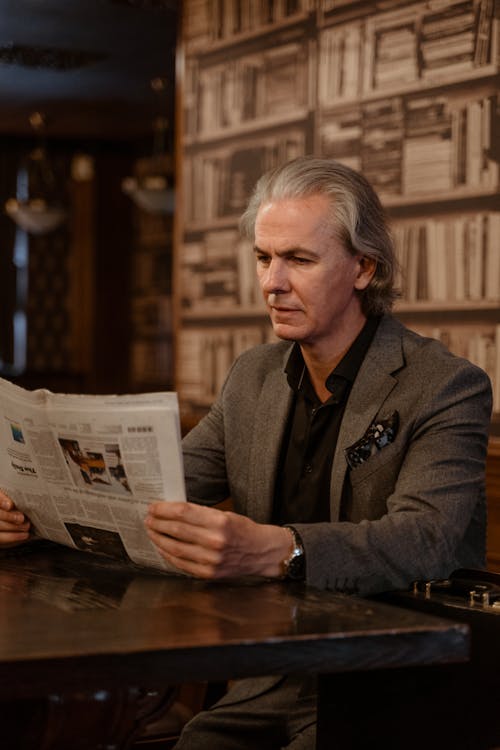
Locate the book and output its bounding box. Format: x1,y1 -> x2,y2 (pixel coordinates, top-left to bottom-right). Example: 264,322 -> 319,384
177,324 -> 269,406
318,22 -> 363,104
319,106 -> 362,170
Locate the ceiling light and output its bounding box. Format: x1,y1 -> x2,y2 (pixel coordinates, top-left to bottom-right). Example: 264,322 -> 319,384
5,112 -> 66,235
122,171 -> 174,215
5,198 -> 66,235
122,78 -> 174,215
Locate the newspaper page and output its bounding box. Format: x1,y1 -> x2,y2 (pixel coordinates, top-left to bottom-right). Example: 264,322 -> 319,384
0,377 -> 186,573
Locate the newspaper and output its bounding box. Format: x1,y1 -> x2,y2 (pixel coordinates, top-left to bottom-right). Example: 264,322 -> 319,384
0,377 -> 186,573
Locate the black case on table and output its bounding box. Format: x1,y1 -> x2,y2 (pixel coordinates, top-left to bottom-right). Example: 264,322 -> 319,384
377,569 -> 500,750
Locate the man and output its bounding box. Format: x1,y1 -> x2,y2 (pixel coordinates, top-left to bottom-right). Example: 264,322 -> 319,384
0,157 -> 493,748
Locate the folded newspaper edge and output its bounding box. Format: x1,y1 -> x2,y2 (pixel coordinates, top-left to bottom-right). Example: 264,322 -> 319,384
0,377 -> 187,574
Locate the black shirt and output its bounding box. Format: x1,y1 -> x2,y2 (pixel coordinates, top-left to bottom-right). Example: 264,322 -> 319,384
272,316 -> 380,525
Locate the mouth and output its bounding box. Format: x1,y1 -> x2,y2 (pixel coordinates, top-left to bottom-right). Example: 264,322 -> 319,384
269,305 -> 302,319
266,294 -> 302,317
271,304 -> 295,311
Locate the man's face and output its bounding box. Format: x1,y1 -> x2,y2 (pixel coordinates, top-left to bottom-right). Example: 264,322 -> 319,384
254,194 -> 375,355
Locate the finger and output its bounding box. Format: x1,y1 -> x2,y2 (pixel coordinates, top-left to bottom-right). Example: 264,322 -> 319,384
151,539 -> 222,580
146,526 -> 222,566
147,501 -> 188,520
145,514 -> 229,556
145,513 -> 217,544
0,509 -> 28,526
148,501 -> 222,529
0,492 -> 14,512
150,502 -> 229,537
164,556 -> 221,579
0,519 -> 30,532
0,529 -> 30,545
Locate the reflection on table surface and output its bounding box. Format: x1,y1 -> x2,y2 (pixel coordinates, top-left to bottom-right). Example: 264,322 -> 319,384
0,538 -> 447,631
0,541 -> 472,750
0,539 -> 469,697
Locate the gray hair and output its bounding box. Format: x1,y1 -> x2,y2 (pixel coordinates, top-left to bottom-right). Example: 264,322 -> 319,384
239,156 -> 399,316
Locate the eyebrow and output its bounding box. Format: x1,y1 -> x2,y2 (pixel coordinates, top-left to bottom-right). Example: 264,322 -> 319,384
253,245 -> 319,259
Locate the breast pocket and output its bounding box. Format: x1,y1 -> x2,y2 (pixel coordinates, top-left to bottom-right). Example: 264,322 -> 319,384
343,441 -> 405,522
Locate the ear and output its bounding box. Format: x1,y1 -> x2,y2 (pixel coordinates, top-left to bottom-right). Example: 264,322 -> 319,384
354,255 -> 376,291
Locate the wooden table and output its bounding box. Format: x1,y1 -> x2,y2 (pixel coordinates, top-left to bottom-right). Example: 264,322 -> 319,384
0,542 -> 469,749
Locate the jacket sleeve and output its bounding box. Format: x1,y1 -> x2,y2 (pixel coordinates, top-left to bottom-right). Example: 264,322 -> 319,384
182,395 -> 229,506
181,342 -> 288,509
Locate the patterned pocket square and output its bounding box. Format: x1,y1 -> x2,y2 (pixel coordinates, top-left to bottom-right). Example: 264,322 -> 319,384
344,411 -> 399,470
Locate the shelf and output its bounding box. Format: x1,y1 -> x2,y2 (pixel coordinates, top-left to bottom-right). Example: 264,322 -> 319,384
184,108 -> 310,148
396,301 -> 500,314
319,0 -> 419,24
182,305 -> 267,322
319,64 -> 500,114
383,185 -> 500,210
186,11 -> 312,57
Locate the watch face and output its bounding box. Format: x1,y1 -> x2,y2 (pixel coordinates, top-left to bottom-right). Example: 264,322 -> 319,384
286,548 -> 305,580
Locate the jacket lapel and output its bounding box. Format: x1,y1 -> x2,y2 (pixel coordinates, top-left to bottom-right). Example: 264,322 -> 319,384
329,317 -> 405,521
247,357 -> 293,523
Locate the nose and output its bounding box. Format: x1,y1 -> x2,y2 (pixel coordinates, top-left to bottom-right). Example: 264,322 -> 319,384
260,257 -> 289,295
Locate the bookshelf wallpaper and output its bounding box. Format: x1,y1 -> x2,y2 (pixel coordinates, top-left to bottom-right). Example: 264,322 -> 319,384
177,0 -> 500,422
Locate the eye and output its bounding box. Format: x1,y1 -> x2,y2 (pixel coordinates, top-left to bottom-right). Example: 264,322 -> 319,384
291,256 -> 312,265
255,254 -> 271,266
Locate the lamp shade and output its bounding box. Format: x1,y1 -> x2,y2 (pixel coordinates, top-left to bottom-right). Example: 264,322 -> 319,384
122,174 -> 174,215
5,198 -> 66,235
5,114 -> 67,236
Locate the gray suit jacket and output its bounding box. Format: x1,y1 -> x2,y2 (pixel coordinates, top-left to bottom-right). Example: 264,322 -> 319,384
183,315 -> 492,595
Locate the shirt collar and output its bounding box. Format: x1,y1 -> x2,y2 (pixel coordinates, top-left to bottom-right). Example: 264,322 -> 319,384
285,316 -> 381,396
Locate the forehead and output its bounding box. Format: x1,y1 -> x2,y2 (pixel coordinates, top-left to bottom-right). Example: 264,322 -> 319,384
255,194 -> 337,247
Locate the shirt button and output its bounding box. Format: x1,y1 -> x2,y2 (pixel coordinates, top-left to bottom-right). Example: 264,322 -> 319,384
304,464 -> 313,473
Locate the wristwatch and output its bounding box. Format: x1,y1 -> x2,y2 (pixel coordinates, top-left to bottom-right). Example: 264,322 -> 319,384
282,526 -> 305,580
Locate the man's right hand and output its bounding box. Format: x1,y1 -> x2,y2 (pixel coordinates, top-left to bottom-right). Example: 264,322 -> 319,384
0,491 -> 30,548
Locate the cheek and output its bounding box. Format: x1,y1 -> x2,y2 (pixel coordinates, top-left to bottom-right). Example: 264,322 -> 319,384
256,266 -> 266,286
308,274 -> 354,314
313,295 -> 334,322
299,285 -> 330,318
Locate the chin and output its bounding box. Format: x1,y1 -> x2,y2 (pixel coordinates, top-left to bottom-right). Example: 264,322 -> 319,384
272,324 -> 301,342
